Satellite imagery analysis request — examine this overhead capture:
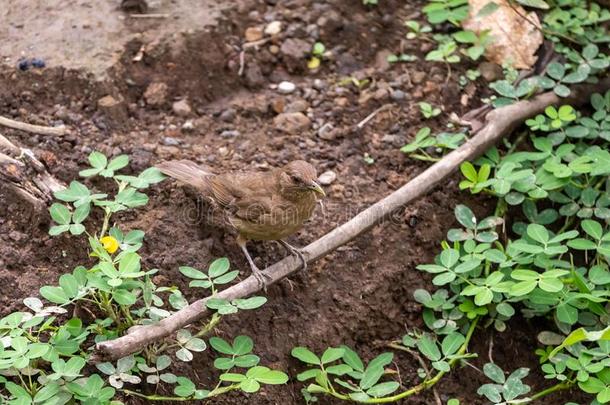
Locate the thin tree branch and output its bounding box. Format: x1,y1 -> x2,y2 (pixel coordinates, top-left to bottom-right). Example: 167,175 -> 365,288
0,116 -> 67,136
91,79 -> 610,363
0,133 -> 65,204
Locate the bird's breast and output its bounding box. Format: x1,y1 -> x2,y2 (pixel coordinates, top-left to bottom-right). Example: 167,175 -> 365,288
230,192 -> 318,241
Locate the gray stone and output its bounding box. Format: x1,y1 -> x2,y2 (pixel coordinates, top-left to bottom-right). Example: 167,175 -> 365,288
220,129 -> 241,138
381,134 -> 406,147
162,137 -> 181,146
144,82 -> 168,106
172,99 -> 192,117
318,170 -> 337,186
280,38 -> 310,71
313,79 -> 327,90
278,81 -> 297,94
273,112 -> 311,134
479,62 -> 503,82
317,122 -> 337,140
411,71 -> 426,84
391,89 -> 406,101
375,49 -> 393,72
245,63 -> 264,88
220,108 -> 236,122
281,38 -> 310,59
285,99 -> 309,113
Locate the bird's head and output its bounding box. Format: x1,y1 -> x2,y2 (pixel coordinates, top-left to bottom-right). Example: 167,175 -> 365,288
278,160 -> 325,198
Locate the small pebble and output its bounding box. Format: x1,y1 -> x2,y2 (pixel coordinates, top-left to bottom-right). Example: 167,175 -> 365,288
245,26 -> 264,42
17,59 -> 30,71
220,108 -> 236,122
277,81 -> 296,94
381,134 -> 405,147
412,71 -> 426,84
391,89 -> 406,101
220,130 -> 241,138
318,170 -> 337,186
162,137 -> 181,146
172,99 -> 192,117
317,123 -> 336,140
264,21 -> 282,36
286,99 -> 309,113
334,97 -> 349,107
31,58 -> 46,68
17,57 -> 46,71
182,120 -> 194,131
313,79 -> 327,90
479,62 -> 503,82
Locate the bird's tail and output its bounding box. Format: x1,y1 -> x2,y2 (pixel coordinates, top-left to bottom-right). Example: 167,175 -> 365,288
155,160 -> 213,192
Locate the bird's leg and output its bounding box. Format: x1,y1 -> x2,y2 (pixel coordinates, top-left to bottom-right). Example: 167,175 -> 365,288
236,235 -> 271,290
279,240 -> 307,272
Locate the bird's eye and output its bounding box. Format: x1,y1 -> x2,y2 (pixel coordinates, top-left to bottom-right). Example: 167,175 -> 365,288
290,174 -> 301,183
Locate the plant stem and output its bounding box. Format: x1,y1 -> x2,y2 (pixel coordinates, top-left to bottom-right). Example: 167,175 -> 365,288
99,208 -> 112,238
194,313 -> 222,339
410,153 -> 441,162
326,318 -> 479,403
100,292 -> 120,327
122,390 -> 192,401
558,216 -> 575,234
506,131 -> 528,155
120,305 -> 135,328
526,381 -> 573,402
122,383 -> 240,402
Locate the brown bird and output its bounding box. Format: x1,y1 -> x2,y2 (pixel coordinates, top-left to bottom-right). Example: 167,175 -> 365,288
156,160 -> 325,287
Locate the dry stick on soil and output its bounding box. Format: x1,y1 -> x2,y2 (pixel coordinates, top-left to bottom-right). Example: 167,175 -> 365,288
91,79 -> 610,363
129,13 -> 170,18
0,133 -> 65,205
0,116 -> 67,136
356,103 -> 393,129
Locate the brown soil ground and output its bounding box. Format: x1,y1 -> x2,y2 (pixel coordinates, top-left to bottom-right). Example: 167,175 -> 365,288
0,0 -> 590,404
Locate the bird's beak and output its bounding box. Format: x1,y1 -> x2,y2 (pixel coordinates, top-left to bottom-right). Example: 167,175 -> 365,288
308,181 -> 326,196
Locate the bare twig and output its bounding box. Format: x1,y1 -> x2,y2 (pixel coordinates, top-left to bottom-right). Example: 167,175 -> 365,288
0,116 -> 67,136
132,45 -> 146,62
91,79 -> 610,363
238,51 -> 245,77
463,361 -> 484,375
391,346 -> 442,405
505,0 -> 582,45
242,37 -> 272,50
129,13 -> 169,18
0,133 -> 65,204
488,332 -> 495,364
356,104 -> 393,129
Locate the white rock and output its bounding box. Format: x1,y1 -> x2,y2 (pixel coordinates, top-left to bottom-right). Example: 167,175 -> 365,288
277,81 -> 296,94
182,120 -> 194,131
264,21 -> 282,36
318,170 -> 337,186
172,99 -> 192,117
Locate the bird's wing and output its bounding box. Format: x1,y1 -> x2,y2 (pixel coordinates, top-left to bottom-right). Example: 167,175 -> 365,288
210,172 -> 276,222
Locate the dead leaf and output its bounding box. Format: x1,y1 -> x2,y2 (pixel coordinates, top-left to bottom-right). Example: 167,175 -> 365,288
463,0 -> 543,69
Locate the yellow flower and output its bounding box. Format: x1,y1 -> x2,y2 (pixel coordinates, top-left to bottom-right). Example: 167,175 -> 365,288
100,236 -> 119,254
307,57 -> 321,70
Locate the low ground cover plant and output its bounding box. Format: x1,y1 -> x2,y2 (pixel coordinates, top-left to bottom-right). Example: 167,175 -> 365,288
293,0 -> 609,403
0,153 -> 287,404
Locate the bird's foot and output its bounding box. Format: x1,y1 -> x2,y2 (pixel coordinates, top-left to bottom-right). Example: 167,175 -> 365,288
279,240 -> 307,272
251,266 -> 272,292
